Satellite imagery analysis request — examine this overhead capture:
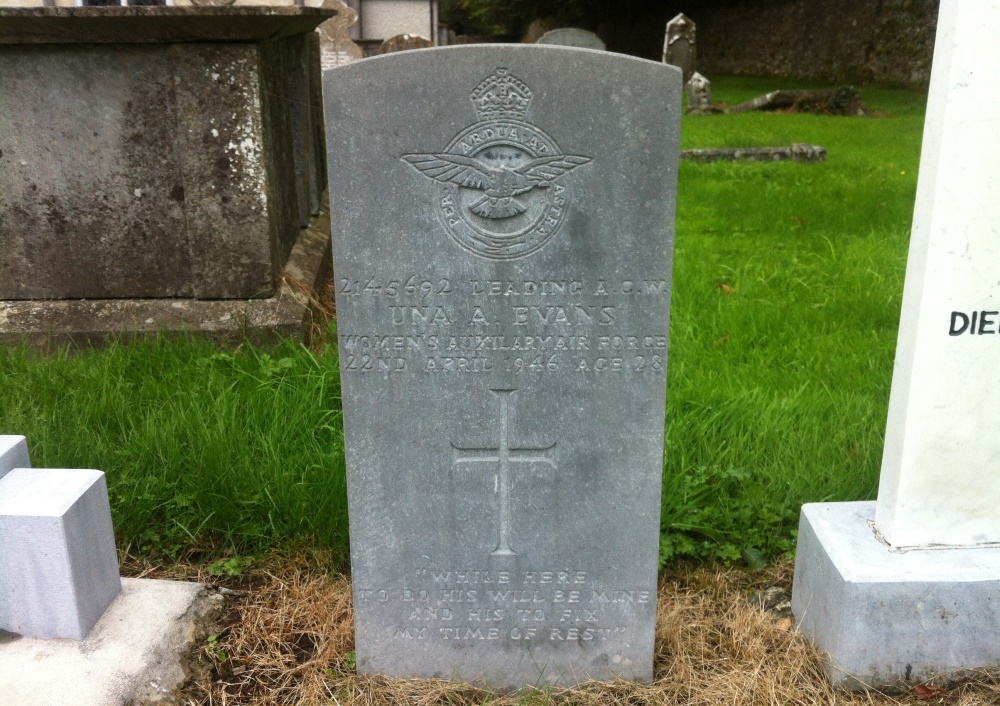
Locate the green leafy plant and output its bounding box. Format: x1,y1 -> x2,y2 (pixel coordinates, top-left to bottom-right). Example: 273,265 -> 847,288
206,634 -> 227,663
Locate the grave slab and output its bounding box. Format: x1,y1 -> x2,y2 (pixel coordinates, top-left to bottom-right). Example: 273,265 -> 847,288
0,468 -> 120,639
0,435 -> 30,480
0,578 -> 220,706
793,502 -> 1000,688
326,46 -> 680,689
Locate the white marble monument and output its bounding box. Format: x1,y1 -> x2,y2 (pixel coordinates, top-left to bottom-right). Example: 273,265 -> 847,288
0,435 -> 30,479
792,0 -> 1000,688
0,467 -> 121,639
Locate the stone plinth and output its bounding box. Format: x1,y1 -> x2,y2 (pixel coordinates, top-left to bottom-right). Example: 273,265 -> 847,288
0,468 -> 121,639
793,502 -> 1000,688
0,579 -> 221,706
0,7 -> 332,309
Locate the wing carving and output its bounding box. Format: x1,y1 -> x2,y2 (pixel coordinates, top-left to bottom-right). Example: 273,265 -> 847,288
401,153 -> 496,190
516,155 -> 592,182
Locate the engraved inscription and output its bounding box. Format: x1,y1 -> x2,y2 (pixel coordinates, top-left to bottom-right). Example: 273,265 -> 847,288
357,567 -> 652,646
451,389 -> 556,556
400,68 -> 592,261
338,273 -> 670,376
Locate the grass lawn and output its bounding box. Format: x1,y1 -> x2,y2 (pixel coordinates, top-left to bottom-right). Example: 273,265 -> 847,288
660,77 -> 926,563
0,77 -> 926,571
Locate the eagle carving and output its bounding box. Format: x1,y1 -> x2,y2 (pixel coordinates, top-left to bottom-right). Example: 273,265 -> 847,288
401,152 -> 591,220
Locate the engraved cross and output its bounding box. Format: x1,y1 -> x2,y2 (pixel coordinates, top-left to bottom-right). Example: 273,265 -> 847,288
451,388 -> 556,556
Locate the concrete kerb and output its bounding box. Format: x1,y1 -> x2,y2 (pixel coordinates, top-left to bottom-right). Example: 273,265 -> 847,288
0,577 -> 228,706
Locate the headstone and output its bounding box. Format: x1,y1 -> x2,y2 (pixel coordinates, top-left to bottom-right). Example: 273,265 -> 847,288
376,33 -> 433,54
0,435 -> 30,480
312,0 -> 363,70
792,0 -> 1000,688
662,13 -> 695,82
324,47 -> 680,688
684,71 -> 712,114
535,27 -> 606,51
0,468 -> 121,639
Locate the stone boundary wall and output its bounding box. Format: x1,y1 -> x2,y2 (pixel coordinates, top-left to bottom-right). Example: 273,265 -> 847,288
693,0 -> 939,86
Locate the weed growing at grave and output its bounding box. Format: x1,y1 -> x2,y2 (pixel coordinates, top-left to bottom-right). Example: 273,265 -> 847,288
0,78 -> 928,569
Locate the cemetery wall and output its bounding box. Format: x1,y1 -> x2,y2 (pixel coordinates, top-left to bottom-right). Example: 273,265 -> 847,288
694,0 -> 938,86
599,0 -> 938,86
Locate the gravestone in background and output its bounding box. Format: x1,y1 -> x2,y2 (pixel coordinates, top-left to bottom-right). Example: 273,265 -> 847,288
377,33 -> 433,54
535,27 -> 606,51
325,46 -> 680,688
312,0 -> 362,70
662,13 -> 695,82
685,72 -> 712,114
792,0 -> 1000,688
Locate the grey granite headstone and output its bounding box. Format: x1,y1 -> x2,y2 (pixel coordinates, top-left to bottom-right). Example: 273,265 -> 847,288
535,27 -> 606,51
662,13 -> 695,83
325,46 -> 680,688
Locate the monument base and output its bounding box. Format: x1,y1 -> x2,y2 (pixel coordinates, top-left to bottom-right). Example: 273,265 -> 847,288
0,213 -> 331,350
0,578 -> 226,706
792,501 -> 1000,689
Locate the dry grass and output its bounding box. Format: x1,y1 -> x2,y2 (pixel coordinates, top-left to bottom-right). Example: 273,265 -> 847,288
122,552 -> 1000,706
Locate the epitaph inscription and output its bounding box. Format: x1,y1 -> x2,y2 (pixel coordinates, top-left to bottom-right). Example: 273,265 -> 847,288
325,46 -> 680,688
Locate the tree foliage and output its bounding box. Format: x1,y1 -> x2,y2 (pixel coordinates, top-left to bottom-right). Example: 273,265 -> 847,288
440,0 -> 606,38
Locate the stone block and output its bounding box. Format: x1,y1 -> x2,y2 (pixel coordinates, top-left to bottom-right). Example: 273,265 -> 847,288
0,7 -> 333,301
0,435 -> 30,480
792,501 -> 1000,688
0,468 -> 121,639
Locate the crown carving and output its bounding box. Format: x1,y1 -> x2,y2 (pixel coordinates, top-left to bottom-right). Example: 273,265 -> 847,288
471,68 -> 532,121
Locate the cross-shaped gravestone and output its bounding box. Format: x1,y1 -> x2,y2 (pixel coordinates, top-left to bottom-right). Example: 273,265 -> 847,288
451,388 -> 556,556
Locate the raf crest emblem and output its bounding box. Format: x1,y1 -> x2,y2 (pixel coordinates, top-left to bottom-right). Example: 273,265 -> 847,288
402,68 -> 592,261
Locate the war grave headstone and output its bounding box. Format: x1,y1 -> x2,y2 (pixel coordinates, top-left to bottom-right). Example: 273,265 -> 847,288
792,0 -> 1000,688
324,46 -> 681,688
535,27 -> 606,51
662,13 -> 695,82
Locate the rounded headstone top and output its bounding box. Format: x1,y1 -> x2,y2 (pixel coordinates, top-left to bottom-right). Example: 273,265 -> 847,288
535,27 -> 606,51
